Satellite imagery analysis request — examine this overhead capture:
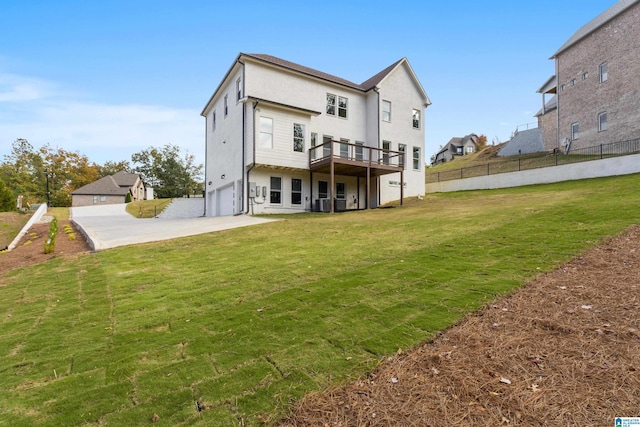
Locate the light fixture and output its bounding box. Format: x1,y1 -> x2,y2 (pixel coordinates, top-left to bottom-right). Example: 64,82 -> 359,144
221,174 -> 226,179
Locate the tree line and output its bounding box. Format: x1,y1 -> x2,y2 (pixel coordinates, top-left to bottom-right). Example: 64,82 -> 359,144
0,138 -> 203,211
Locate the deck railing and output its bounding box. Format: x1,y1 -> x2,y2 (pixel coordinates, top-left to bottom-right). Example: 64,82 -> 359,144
309,140 -> 405,168
426,137 -> 640,183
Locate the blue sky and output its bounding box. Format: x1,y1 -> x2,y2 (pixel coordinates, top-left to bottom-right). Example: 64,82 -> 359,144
0,0 -> 617,167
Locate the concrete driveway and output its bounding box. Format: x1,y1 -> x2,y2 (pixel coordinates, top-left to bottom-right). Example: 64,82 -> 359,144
71,204 -> 277,250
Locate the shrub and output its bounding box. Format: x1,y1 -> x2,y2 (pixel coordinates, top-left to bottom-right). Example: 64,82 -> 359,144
125,192 -> 132,203
44,217 -> 58,254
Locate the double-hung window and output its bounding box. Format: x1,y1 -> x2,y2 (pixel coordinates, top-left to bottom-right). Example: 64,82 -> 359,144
236,78 -> 242,101
355,141 -> 364,161
599,62 -> 608,83
326,94 -> 336,115
311,132 -> 318,159
336,183 -> 345,199
412,109 -> 420,129
318,181 -> 328,199
270,177 -> 282,204
382,140 -> 391,165
259,117 -> 273,148
382,100 -> 391,122
291,178 -> 302,205
571,122 -> 579,140
339,138 -> 349,158
293,123 -> 305,152
398,144 -> 406,168
412,146 -> 421,171
598,112 -> 608,132
338,96 -> 348,118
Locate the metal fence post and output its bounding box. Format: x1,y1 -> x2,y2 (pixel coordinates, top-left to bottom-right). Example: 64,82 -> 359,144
487,163 -> 490,176
600,144 -> 603,159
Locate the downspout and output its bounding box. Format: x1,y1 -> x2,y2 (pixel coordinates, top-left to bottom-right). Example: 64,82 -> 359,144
240,59 -> 246,216
375,87 -> 381,207
555,56 -> 560,152
245,100 -> 258,214
203,108 -> 208,216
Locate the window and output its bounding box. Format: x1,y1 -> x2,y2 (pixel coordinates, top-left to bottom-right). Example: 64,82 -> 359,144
336,183 -> 345,199
382,140 -> 391,165
259,117 -> 273,148
318,181 -> 328,199
465,145 -> 474,154
412,109 -> 420,129
323,135 -> 332,158
93,196 -> 98,204
224,95 -> 228,117
570,78 -> 576,86
291,178 -> 302,205
398,144 -> 406,168
293,123 -> 305,152
101,195 -> 106,202
571,122 -> 579,140
382,100 -> 391,122
598,112 -> 608,132
339,138 -> 349,158
560,84 -> 566,91
326,93 -> 336,115
236,78 -> 242,101
355,141 -> 364,161
212,110 -> 216,131
338,96 -> 348,118
599,62 -> 608,83
412,146 -> 421,171
270,176 -> 282,204
582,72 -> 589,80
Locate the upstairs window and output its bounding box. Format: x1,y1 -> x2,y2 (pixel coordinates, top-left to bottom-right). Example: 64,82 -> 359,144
293,123 -> 305,152
236,78 -> 242,101
382,140 -> 391,165
412,109 -> 420,129
598,112 -> 608,132
338,96 -> 348,118
212,110 -> 216,131
326,93 -> 336,115
259,117 -> 273,148
571,122 -> 579,140
398,143 -> 406,168
355,141 -> 364,161
382,100 -> 391,122
599,62 -> 608,83
224,95 -> 228,117
412,146 -> 421,171
311,132 -> 318,159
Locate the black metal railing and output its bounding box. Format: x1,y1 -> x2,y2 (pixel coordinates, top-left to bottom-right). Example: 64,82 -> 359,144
426,137 -> 640,183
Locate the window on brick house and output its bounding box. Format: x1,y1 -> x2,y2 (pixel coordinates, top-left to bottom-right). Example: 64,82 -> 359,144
571,122 -> 579,140
598,112 -> 608,132
599,62 -> 608,83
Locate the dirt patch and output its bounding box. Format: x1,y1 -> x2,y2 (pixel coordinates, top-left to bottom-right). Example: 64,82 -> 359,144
0,219 -> 91,278
283,226 -> 640,426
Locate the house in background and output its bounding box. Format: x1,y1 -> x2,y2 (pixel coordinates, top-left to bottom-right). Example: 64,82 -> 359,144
71,171 -> 146,207
432,134 -> 478,165
537,0 -> 640,153
201,53 -> 430,216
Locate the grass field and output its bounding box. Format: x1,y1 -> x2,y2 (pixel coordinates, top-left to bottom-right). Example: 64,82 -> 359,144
126,199 -> 173,218
0,212 -> 31,248
1,174 -> 640,426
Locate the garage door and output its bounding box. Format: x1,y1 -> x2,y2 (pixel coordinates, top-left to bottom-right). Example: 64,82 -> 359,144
217,185 -> 234,216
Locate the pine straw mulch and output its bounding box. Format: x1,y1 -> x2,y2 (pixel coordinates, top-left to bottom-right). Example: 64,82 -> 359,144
282,225 -> 640,426
0,218 -> 91,279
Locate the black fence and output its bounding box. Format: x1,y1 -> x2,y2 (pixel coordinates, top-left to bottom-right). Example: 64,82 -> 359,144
426,137 -> 640,183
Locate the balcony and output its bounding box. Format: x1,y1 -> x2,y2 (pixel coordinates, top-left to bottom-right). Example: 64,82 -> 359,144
308,140 -> 406,212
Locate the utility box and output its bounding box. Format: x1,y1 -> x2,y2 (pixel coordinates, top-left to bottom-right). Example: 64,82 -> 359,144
249,182 -> 257,198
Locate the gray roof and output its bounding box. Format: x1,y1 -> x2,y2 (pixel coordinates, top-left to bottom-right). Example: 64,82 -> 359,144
111,171 -> 141,187
72,175 -> 130,196
497,128 -> 545,157
552,0 -> 640,58
537,75 -> 557,94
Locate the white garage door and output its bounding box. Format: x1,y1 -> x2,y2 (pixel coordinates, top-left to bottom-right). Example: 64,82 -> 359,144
217,185 -> 234,216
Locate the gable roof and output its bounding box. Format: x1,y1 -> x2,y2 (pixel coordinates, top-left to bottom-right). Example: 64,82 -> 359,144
71,175 -> 130,196
111,171 -> 141,187
552,0 -> 639,58
202,53 -> 430,115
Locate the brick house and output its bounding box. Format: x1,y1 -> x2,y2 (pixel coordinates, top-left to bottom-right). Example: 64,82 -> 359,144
537,0 -> 640,152
71,171 -> 145,207
432,134 -> 478,165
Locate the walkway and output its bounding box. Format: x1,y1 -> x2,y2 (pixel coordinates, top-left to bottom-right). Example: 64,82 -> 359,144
71,204 -> 277,251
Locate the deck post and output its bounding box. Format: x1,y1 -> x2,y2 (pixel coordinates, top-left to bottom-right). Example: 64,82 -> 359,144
330,141 -> 335,213
400,170 -> 404,206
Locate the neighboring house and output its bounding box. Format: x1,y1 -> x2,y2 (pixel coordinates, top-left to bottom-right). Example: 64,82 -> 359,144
432,134 -> 478,165
201,53 -> 431,216
536,0 -> 640,153
71,171 -> 145,207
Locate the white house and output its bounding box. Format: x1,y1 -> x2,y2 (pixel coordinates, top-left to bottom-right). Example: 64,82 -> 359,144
201,53 -> 431,216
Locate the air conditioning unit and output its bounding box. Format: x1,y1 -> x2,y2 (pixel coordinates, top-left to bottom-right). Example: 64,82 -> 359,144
334,199 -> 346,212
315,198 -> 331,213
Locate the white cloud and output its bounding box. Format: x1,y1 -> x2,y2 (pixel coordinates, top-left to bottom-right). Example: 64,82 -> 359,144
0,72 -> 204,166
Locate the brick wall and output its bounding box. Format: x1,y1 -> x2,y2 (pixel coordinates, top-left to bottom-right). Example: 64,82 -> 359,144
557,1 -> 640,151
538,107 -> 558,151
72,195 -> 126,207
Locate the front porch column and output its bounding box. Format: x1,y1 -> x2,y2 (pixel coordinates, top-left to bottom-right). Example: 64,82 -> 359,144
366,166 -> 371,209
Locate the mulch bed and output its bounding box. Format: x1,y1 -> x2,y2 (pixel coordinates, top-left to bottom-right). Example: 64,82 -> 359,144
0,219 -> 91,278
282,225 -> 640,426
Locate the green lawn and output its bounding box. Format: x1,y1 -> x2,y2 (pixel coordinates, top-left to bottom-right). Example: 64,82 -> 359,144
0,212 -> 31,248
1,174 -> 640,426
126,199 -> 173,218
